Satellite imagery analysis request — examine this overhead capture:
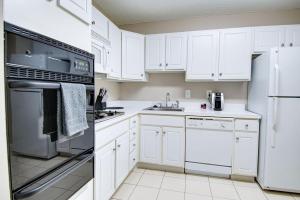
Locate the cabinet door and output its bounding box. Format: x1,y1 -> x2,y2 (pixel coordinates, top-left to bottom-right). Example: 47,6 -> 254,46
145,34 -> 165,71
165,33 -> 187,70
219,28 -> 252,80
232,132 -> 258,176
108,21 -> 122,79
115,132 -> 130,187
95,141 -> 116,200
140,126 -> 162,164
162,127 -> 185,167
254,26 -> 285,52
92,39 -> 107,73
122,30 -> 145,80
69,179 -> 94,200
92,6 -> 109,40
58,0 -> 91,24
186,30 -> 219,81
286,25 -> 300,47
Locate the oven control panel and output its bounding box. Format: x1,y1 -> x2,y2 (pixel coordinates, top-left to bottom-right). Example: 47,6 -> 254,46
74,59 -> 90,72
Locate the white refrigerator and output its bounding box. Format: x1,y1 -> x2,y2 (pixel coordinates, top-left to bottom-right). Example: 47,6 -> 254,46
248,47 -> 300,193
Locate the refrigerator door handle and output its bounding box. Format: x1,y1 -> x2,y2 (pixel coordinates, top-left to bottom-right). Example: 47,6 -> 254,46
274,64 -> 280,96
271,97 -> 278,148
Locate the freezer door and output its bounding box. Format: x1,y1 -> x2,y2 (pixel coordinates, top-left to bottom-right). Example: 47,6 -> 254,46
264,97 -> 300,192
269,47 -> 300,97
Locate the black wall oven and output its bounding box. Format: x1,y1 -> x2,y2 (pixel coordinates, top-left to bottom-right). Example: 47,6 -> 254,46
4,23 -> 95,200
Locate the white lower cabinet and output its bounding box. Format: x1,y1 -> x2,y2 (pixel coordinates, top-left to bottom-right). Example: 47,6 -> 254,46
162,127 -> 185,167
69,179 -> 94,200
140,126 -> 162,164
140,115 -> 185,168
95,141 -> 116,200
232,119 -> 259,177
115,132 -> 130,187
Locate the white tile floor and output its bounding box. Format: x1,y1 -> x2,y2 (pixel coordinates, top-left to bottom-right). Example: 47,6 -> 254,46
111,168 -> 300,200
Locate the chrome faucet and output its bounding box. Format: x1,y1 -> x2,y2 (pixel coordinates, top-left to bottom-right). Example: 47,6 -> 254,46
165,92 -> 170,107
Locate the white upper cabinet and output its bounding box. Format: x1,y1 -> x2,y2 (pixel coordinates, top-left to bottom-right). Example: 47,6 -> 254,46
286,25 -> 300,47
121,30 -> 145,80
92,6 -> 109,40
162,127 -> 185,167
165,33 -> 188,70
186,30 -> 219,81
58,0 -> 91,24
108,21 -> 122,79
145,34 -> 165,71
140,126 -> 162,164
145,33 -> 187,71
254,26 -> 285,52
219,27 -> 252,81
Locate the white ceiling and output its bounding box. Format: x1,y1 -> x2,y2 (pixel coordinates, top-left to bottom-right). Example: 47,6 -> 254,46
94,0 -> 300,25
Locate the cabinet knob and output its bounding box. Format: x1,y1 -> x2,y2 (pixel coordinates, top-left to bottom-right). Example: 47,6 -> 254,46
133,120 -> 136,124
133,132 -> 136,135
112,148 -> 116,151
117,144 -> 121,148
290,43 -> 293,47
133,144 -> 136,147
159,63 -> 162,67
133,158 -> 136,161
163,131 -> 166,135
141,74 -> 144,77
155,131 -> 159,134
281,43 -> 285,47
245,124 -> 249,129
219,73 -> 222,76
211,73 -> 214,77
92,21 -> 95,25
236,137 -> 240,142
166,63 -> 168,66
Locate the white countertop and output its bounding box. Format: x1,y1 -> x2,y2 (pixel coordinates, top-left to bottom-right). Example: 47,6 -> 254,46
95,100 -> 261,131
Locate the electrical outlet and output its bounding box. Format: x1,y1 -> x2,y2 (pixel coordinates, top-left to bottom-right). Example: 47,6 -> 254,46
206,90 -> 212,99
185,90 -> 191,99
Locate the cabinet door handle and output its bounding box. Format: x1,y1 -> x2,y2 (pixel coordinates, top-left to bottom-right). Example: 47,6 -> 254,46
236,137 -> 240,142
133,144 -> 136,147
290,43 -> 293,47
281,43 -> 285,47
112,148 -> 116,151
245,124 -> 249,129
159,63 -> 162,67
92,21 -> 95,25
133,158 -> 136,161
166,63 -> 168,66
155,131 -> 159,135
133,132 -> 136,135
141,74 -> 144,77
117,144 -> 121,148
211,73 -> 214,77
162,131 -> 166,135
219,73 -> 222,76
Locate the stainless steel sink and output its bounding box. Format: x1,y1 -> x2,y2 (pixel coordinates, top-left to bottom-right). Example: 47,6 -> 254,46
144,106 -> 184,112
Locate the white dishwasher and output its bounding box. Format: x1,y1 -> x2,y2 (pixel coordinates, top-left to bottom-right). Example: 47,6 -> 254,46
185,116 -> 234,177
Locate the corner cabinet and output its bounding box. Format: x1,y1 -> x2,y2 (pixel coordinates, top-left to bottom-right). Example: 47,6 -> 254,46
186,30 -> 219,81
121,30 -> 146,80
218,28 -> 252,81
145,33 -> 187,71
232,119 -> 259,177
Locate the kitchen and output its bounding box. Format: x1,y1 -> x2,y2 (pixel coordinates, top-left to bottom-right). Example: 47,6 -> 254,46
0,0 -> 300,200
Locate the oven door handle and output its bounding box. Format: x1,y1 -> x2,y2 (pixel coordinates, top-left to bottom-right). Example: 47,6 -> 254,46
13,153 -> 94,200
8,80 -> 94,91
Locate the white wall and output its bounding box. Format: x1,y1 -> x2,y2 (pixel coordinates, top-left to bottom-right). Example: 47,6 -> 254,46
4,0 -> 91,52
95,77 -> 120,100
119,73 -> 247,103
0,0 -> 11,199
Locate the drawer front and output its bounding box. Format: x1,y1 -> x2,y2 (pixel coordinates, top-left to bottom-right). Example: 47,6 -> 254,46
129,151 -> 138,170
186,117 -> 234,131
130,127 -> 138,141
95,119 -> 129,150
130,116 -> 139,129
235,119 -> 259,132
140,115 -> 185,127
130,139 -> 137,153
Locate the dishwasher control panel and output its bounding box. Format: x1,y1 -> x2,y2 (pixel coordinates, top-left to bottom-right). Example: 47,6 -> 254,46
186,116 -> 234,131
